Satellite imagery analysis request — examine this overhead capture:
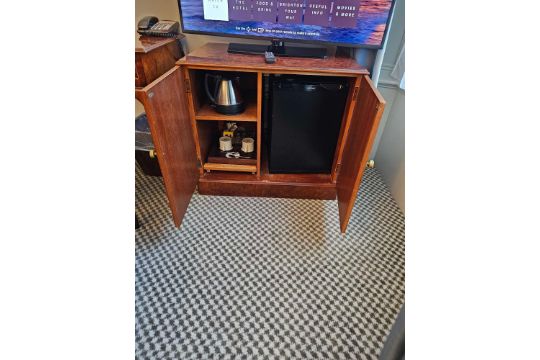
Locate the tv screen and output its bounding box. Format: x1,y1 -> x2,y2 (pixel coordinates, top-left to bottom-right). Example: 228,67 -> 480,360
178,0 -> 395,48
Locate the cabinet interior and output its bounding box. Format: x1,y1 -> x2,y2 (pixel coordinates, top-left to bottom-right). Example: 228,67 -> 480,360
188,69 -> 258,122
186,68 -> 353,182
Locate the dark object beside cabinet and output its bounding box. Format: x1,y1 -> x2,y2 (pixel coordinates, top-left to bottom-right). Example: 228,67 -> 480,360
135,113 -> 162,176
135,150 -> 161,176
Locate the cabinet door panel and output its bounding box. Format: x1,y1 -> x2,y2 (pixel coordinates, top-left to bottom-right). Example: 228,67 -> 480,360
336,75 -> 386,233
138,66 -> 199,228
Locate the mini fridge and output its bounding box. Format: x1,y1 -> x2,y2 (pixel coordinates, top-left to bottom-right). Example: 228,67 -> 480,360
266,74 -> 349,173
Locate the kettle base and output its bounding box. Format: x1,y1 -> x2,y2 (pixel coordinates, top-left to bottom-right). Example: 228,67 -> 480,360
214,103 -> 245,115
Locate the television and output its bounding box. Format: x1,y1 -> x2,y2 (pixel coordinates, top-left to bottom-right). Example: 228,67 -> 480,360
177,0 -> 395,57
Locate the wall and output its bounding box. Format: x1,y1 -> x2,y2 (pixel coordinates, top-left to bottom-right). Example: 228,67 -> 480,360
375,86 -> 404,212
370,0 -> 405,213
370,0 -> 404,155
378,0 -> 405,87
135,0 -> 270,52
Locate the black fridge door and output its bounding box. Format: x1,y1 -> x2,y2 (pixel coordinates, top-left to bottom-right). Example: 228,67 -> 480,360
268,75 -> 349,173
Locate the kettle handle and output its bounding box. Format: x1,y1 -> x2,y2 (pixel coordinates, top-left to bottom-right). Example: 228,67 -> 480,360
204,73 -> 220,105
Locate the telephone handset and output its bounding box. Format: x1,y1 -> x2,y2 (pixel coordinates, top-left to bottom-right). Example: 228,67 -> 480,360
137,16 -> 180,38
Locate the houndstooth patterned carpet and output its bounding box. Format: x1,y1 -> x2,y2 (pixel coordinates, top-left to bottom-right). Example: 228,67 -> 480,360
135,166 -> 405,360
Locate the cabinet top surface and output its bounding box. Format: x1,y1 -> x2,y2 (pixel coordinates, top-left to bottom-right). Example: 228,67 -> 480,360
177,43 -> 369,76
135,34 -> 184,53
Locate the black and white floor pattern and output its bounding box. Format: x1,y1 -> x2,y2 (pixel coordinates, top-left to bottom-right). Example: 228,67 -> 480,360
136,166 -> 405,360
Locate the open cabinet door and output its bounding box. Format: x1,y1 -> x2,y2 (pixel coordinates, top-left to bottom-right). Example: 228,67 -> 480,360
137,66 -> 199,228
336,75 -> 386,233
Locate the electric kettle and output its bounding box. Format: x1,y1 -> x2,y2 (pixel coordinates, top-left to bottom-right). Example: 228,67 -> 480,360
204,73 -> 245,115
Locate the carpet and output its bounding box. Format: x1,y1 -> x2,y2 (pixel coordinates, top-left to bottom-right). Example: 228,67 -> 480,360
135,166 -> 405,360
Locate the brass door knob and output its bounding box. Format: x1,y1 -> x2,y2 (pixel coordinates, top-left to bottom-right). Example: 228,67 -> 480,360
367,160 -> 375,168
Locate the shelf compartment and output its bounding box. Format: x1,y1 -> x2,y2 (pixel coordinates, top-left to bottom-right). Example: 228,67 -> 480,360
194,98 -> 258,122
203,163 -> 257,173
199,148 -> 335,199
187,69 -> 258,122
202,148 -> 332,183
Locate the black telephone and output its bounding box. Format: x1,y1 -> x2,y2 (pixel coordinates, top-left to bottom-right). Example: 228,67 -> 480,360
137,16 -> 179,38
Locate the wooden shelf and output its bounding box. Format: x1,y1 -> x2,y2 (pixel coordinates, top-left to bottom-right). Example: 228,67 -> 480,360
199,150 -> 335,199
199,160 -> 335,199
201,168 -> 333,184
202,149 -> 333,184
203,163 -> 257,173
195,99 -> 257,122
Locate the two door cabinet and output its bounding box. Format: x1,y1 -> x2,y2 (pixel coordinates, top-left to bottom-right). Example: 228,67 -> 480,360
135,43 -> 385,233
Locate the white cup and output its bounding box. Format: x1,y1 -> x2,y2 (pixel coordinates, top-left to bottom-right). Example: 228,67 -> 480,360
219,136 -> 233,151
241,137 -> 255,153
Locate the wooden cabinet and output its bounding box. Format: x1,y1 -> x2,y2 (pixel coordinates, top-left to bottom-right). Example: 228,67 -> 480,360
135,35 -> 185,88
136,43 -> 385,233
135,35 -> 186,177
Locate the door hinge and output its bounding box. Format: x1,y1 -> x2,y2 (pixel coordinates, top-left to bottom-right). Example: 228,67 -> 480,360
352,86 -> 359,100
184,78 -> 191,93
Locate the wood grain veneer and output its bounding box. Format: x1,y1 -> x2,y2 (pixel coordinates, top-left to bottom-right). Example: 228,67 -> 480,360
330,76 -> 362,183
195,99 -> 258,122
135,35 -> 184,88
198,153 -> 335,199
182,67 -> 205,174
256,72 -> 263,176
197,180 -> 336,200
178,43 -> 369,77
336,75 -> 385,233
138,67 -> 199,227
203,163 -> 257,173
135,35 -> 183,53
